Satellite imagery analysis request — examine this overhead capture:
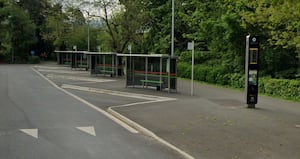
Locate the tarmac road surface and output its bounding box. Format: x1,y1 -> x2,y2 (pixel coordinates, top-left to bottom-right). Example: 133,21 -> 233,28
0,65 -> 183,159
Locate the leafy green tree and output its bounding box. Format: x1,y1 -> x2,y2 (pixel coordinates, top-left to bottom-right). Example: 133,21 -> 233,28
19,0 -> 53,55
0,0 -> 36,62
241,0 -> 299,78
41,3 -> 70,49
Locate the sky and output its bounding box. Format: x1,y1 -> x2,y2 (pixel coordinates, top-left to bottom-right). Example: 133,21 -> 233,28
52,0 -> 118,19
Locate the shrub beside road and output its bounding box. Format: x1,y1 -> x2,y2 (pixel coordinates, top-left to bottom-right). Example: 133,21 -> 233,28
178,62 -> 300,102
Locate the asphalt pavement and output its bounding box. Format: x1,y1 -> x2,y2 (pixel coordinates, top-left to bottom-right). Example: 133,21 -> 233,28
12,62 -> 300,159
0,64 -> 183,159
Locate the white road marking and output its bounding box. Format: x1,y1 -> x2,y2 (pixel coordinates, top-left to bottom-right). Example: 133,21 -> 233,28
61,84 -> 177,102
296,124 -> 300,128
32,67 -> 139,134
37,69 -> 88,74
32,67 -> 194,159
107,108 -> 195,159
76,126 -> 96,136
33,65 -> 70,70
47,74 -> 115,83
20,129 -> 38,139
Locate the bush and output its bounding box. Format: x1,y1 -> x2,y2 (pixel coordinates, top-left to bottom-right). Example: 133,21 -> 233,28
195,65 -> 208,81
259,78 -> 300,100
177,63 -> 228,84
28,56 -> 40,64
177,62 -> 300,101
228,73 -> 245,88
177,63 -> 191,79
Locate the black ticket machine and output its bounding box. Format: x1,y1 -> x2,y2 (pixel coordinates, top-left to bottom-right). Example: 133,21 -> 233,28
245,35 -> 259,108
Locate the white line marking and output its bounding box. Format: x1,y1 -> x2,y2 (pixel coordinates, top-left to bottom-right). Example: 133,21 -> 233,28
37,69 -> 88,74
33,65 -> 70,70
107,108 -> 195,159
62,84 -> 193,159
20,129 -> 38,139
33,67 -> 194,159
47,74 -> 115,83
76,126 -> 96,136
61,84 -> 177,102
32,67 -> 139,134
70,81 -> 104,85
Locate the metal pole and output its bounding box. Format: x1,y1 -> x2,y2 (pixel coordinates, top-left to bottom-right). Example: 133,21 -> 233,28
128,45 -> 132,85
171,0 -> 175,57
84,10 -> 90,52
191,41 -> 194,96
11,45 -> 14,63
88,18 -> 90,52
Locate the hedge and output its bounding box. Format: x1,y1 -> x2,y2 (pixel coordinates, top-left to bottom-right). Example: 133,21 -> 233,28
28,56 -> 40,64
177,62 -> 300,101
259,78 -> 300,100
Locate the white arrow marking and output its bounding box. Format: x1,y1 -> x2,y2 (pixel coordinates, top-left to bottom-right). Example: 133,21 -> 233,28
20,129 -> 38,139
76,126 -> 96,136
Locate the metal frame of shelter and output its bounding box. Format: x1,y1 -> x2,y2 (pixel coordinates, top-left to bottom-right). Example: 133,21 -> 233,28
55,51 -> 72,65
55,51 -> 89,70
55,51 -> 178,91
86,52 -> 123,77
118,54 -> 177,92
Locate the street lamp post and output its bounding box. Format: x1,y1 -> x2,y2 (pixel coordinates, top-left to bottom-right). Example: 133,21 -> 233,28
86,11 -> 90,52
11,0 -> 19,63
83,10 -> 91,52
171,0 -> 175,57
88,20 -> 90,52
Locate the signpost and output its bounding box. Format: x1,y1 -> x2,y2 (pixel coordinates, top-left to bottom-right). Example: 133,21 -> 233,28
128,44 -> 132,85
188,41 -> 194,96
245,35 -> 260,108
73,45 -> 77,51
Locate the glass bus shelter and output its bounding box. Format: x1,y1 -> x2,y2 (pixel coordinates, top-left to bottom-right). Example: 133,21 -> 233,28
118,54 -> 177,91
55,51 -> 89,70
87,52 -> 123,77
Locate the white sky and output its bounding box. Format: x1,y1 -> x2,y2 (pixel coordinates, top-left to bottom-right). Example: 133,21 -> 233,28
54,0 -> 119,18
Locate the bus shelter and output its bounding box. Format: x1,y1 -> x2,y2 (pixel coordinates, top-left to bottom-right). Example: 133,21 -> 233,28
118,54 -> 177,91
55,50 -> 72,65
55,51 -> 89,70
87,52 -> 123,77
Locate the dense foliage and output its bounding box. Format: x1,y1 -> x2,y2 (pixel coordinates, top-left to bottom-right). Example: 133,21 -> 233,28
178,63 -> 300,101
0,0 -> 299,99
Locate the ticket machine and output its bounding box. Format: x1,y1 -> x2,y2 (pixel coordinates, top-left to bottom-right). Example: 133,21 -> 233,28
245,35 -> 259,108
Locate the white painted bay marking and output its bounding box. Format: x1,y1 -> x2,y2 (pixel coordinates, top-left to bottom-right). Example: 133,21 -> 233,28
32,67 -> 194,159
32,67 -> 139,134
20,129 -> 38,139
76,126 -> 96,136
61,84 -> 177,102
37,69 -> 88,74
47,74 -> 115,83
34,65 -> 71,70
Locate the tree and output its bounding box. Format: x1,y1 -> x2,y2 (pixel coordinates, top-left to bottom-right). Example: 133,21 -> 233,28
0,0 -> 36,62
41,3 -> 70,50
19,0 -> 52,55
241,0 -> 299,78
